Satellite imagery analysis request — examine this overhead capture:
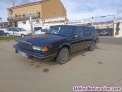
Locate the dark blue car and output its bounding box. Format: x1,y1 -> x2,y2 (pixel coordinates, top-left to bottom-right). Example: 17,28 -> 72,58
13,25 -> 99,64
0,30 -> 4,35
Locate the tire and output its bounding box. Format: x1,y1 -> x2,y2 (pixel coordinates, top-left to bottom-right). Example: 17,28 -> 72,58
56,47 -> 69,64
88,41 -> 95,51
21,34 -> 24,37
6,33 -> 10,36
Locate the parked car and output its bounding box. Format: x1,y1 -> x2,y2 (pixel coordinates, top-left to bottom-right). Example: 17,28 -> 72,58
0,28 -> 8,33
13,25 -> 99,64
99,30 -> 109,36
34,29 -> 48,35
5,27 -> 31,37
0,30 -> 4,35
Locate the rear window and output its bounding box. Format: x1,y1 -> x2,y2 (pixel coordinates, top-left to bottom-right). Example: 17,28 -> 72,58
89,27 -> 98,35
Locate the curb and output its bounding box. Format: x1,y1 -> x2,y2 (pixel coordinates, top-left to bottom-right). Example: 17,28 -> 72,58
0,40 -> 15,42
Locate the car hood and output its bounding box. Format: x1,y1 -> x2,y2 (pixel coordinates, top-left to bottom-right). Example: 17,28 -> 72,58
17,34 -> 66,46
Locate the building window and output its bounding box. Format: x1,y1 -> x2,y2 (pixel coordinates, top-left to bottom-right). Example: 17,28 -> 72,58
28,11 -> 32,16
22,12 -> 26,18
36,19 -> 40,23
22,20 -> 26,24
35,10 -> 40,16
14,14 -> 18,19
10,14 -> 12,18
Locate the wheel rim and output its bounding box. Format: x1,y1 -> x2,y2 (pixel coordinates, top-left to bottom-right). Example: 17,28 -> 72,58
91,42 -> 95,50
60,49 -> 69,63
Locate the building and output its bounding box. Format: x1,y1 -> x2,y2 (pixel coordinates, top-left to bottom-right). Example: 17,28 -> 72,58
66,19 -> 122,37
93,19 -> 122,37
7,0 -> 68,32
114,19 -> 122,37
0,22 -> 10,28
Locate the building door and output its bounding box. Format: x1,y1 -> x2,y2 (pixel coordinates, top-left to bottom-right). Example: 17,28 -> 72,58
15,22 -> 18,27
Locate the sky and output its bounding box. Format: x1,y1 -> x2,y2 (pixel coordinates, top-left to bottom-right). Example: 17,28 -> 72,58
0,0 -> 122,22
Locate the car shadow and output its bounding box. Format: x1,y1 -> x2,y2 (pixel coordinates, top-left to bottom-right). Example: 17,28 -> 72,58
68,49 -> 88,62
31,57 -> 57,66
31,48 -> 89,66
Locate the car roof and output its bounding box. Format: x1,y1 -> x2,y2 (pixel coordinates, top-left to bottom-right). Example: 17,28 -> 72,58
54,25 -> 94,28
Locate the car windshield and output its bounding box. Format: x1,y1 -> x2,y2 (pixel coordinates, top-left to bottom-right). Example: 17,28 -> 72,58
47,26 -> 73,37
18,28 -> 26,31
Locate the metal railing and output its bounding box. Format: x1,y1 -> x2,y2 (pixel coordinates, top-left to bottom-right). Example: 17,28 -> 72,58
7,13 -> 40,22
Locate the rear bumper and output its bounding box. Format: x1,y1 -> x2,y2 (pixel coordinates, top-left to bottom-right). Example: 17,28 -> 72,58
13,44 -> 57,59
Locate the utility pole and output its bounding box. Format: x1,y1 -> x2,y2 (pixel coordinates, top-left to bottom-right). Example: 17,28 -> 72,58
0,17 -> 2,28
30,15 -> 34,37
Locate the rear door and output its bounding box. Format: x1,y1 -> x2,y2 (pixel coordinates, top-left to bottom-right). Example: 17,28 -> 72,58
71,27 -> 85,52
83,27 -> 92,48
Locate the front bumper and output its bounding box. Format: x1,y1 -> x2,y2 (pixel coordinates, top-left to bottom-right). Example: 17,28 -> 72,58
13,44 -> 57,59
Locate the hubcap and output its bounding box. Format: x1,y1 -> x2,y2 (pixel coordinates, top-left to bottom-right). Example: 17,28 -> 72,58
91,42 -> 95,50
60,49 -> 69,63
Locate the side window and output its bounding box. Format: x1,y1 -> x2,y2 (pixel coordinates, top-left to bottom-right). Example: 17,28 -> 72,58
74,27 -> 84,37
89,27 -> 97,35
8,28 -> 12,31
83,28 -> 91,35
13,28 -> 18,32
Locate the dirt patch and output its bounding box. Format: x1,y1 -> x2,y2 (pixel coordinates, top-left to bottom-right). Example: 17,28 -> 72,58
36,65 -> 40,68
43,69 -> 49,72
98,62 -> 103,64
81,53 -> 86,56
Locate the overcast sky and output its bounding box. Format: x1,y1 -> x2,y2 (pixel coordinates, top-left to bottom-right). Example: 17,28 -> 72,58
0,0 -> 122,22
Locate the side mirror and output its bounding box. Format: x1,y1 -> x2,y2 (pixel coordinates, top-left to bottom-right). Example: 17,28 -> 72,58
74,34 -> 80,38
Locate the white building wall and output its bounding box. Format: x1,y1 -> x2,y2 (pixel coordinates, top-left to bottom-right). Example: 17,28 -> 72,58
18,20 -> 31,32
18,19 -> 43,32
18,19 -> 65,32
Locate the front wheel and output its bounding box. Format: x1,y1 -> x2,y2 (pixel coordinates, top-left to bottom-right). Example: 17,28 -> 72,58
88,41 -> 95,51
56,47 -> 69,64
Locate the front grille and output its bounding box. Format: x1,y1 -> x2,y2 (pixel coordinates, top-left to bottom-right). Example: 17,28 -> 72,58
18,40 -> 32,50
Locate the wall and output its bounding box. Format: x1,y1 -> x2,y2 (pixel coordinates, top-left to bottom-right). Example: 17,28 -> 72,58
41,0 -> 66,19
18,20 -> 31,32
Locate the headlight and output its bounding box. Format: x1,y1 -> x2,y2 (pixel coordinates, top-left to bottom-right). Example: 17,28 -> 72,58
32,46 -> 49,51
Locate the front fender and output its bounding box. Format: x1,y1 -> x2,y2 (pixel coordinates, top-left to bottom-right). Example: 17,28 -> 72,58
58,42 -> 71,51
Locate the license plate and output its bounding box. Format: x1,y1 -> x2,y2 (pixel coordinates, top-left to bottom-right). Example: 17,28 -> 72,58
18,51 -> 27,57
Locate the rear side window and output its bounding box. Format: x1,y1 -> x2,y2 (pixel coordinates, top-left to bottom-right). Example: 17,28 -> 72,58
83,27 -> 91,35
74,27 -> 84,37
8,28 -> 13,31
13,28 -> 18,32
89,27 -> 97,35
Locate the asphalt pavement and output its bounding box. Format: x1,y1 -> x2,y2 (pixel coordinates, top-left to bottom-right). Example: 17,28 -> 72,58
99,36 -> 122,44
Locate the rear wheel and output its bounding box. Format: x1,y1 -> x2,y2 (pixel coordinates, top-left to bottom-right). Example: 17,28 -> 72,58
88,41 -> 95,51
56,47 -> 69,64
